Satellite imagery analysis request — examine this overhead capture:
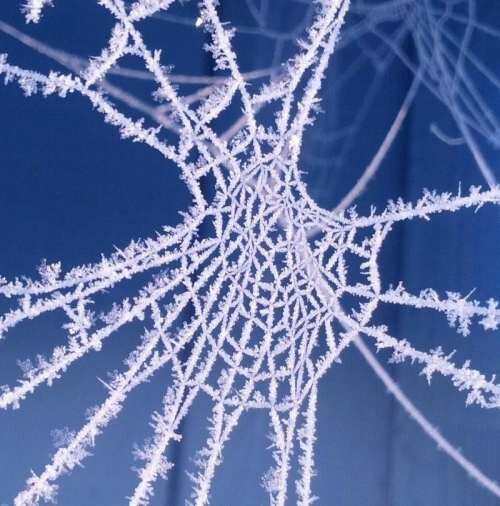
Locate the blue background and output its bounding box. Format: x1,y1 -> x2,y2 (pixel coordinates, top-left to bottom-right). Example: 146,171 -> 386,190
0,1 -> 499,505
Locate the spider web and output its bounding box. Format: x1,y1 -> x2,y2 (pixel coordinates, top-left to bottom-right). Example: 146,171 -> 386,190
0,1 -> 499,505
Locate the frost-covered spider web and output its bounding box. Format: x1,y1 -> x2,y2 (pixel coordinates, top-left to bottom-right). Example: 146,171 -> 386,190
0,0 -> 499,505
